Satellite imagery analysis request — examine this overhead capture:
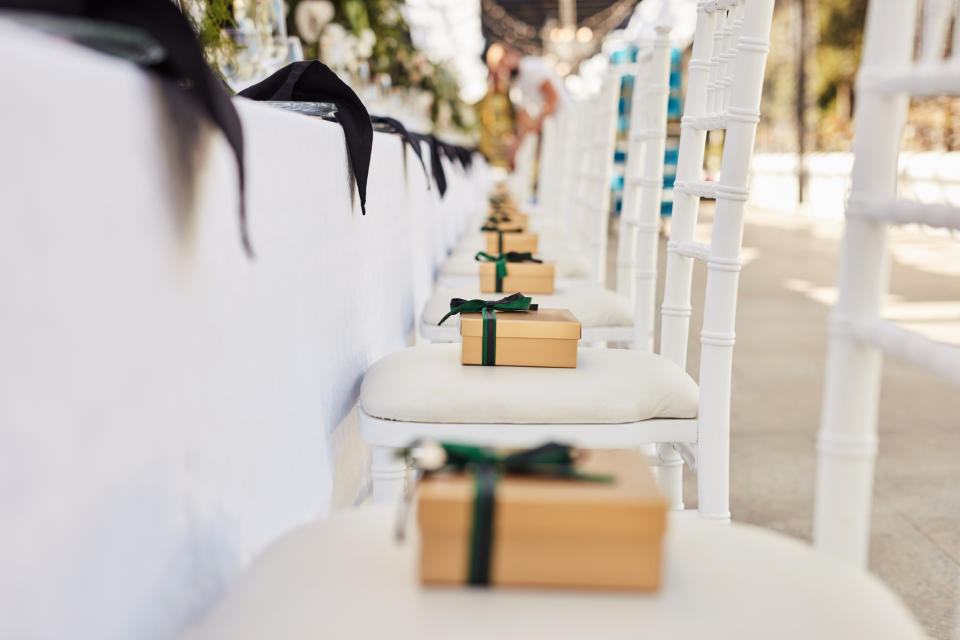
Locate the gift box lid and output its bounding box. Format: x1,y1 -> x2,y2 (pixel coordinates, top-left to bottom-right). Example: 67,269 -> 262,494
418,451 -> 667,537
459,308 -> 580,340
478,262 -> 555,277
483,231 -> 538,239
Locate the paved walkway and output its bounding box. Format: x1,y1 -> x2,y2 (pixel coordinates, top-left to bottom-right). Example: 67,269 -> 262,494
671,206 -> 960,638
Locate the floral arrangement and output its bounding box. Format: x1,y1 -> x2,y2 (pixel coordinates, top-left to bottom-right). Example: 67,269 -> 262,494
289,0 -> 469,131
183,0 -> 469,131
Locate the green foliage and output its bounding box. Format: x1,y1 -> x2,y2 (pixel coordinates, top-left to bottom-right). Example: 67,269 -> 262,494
815,0 -> 867,111
183,0 -> 238,67
341,0 -> 371,32
759,0 -> 869,151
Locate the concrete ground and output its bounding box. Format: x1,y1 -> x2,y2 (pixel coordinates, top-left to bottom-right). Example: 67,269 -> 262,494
334,204 -> 960,638
662,205 -> 960,639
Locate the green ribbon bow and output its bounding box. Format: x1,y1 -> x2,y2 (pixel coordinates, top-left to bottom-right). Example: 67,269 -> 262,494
421,442 -> 613,586
475,251 -> 542,292
480,225 -> 524,254
438,293 -> 537,365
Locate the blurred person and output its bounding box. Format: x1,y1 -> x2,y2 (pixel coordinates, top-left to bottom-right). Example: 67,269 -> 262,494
497,45 -> 571,166
477,43 -> 517,168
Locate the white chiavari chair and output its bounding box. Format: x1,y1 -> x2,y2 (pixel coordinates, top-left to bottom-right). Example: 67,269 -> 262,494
574,67 -> 622,285
505,133 -> 537,204
642,0 -> 769,513
419,24 -> 672,346
530,112 -> 560,220
815,0 -> 960,567
617,12 -> 675,351
359,0 -> 774,520
431,83 -> 611,292
521,84 -> 587,232
555,102 -> 582,237
526,99 -> 579,229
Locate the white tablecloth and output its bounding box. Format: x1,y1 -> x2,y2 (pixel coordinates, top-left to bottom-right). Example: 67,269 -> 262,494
0,20 -> 485,639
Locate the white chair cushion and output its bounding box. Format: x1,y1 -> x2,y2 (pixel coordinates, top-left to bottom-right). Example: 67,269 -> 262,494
360,344 -> 698,424
422,285 -> 634,328
185,507 -> 926,640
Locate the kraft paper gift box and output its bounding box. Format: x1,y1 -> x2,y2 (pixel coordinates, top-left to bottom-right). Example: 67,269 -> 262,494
486,211 -> 529,231
478,260 -> 555,294
485,216 -> 527,232
417,448 -> 668,590
460,307 -> 579,368
484,230 -> 539,255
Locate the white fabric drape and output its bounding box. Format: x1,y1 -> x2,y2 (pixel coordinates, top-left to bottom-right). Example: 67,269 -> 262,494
0,20 -> 485,639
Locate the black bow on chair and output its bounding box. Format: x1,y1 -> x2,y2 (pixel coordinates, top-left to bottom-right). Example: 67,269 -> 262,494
240,61 -> 373,215
370,115 -> 429,186
1,0 -> 250,255
410,133 -> 447,196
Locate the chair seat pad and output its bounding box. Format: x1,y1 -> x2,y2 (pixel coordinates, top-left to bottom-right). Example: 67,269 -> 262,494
360,344 -> 698,424
185,507 -> 926,640
438,244 -> 591,279
422,285 -> 634,328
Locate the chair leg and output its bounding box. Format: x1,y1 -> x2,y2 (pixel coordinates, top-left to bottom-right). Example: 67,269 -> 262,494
371,446 -> 407,505
696,418 -> 731,521
651,443 -> 684,511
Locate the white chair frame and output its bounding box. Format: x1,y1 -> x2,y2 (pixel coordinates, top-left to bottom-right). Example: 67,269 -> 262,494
574,70 -> 621,285
364,0 -> 775,522
814,0 -> 960,567
650,0 -> 774,515
617,14 -> 675,351
432,96 -> 607,293
532,112 -> 561,222
424,27 -> 673,347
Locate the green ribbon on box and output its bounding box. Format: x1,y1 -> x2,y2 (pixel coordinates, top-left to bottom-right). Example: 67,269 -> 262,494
474,251 -> 543,292
480,224 -> 523,254
437,293 -> 537,365
418,442 -> 613,586
487,214 -> 512,224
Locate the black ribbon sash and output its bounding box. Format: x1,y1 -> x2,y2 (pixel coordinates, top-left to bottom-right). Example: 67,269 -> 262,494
411,133 -> 447,196
3,0 -> 250,255
370,115 -> 429,185
400,132 -> 474,197
470,464 -> 497,585
239,61 -> 373,214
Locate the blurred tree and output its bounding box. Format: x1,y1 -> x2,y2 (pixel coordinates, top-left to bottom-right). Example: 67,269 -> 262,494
759,0 -> 960,152
812,0 -> 867,149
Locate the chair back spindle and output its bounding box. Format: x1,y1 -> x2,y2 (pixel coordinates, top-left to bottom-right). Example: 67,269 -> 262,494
814,0 -> 960,567
535,114 -> 559,220
571,70 -> 623,285
617,13 -> 674,351
556,106 -> 580,236
658,0 -> 775,521
659,5 -> 717,370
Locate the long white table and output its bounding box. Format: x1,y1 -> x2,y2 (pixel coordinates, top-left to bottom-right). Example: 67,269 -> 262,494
0,20 -> 485,639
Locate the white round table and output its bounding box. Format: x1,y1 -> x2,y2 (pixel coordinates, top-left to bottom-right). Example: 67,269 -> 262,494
186,506 -> 925,639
